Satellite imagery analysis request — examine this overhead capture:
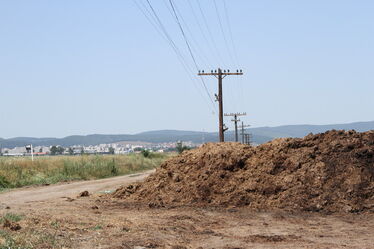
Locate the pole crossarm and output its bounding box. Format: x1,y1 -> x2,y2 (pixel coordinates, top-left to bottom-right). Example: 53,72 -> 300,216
198,72 -> 243,76
224,112 -> 246,117
198,68 -> 244,142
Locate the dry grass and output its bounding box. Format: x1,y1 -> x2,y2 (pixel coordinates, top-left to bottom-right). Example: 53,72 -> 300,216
0,153 -> 172,190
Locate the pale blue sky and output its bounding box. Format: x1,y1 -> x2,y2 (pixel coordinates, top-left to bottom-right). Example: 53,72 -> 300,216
0,0 -> 373,138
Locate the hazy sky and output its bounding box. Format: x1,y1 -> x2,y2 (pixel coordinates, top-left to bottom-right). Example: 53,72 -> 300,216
1,0 -> 373,138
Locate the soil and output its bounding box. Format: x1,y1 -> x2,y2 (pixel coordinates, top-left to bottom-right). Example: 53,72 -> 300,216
1,130 -> 374,248
114,130 -> 374,213
0,171 -> 154,207
1,170 -> 374,248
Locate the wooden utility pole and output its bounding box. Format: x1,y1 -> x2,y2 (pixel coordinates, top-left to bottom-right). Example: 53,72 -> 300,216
224,112 -> 246,142
198,68 -> 243,142
243,133 -> 251,145
240,121 -> 251,144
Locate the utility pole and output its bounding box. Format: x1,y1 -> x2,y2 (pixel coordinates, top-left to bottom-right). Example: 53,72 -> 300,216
202,129 -> 205,144
243,133 -> 251,145
240,121 -> 251,144
198,68 -> 243,142
224,112 -> 246,142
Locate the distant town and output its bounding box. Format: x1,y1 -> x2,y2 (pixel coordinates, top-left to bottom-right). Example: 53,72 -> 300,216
0,141 -> 198,156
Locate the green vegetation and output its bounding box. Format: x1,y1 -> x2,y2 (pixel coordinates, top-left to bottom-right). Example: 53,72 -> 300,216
0,153 -> 172,191
68,147 -> 74,155
0,213 -> 23,249
108,147 -> 115,154
50,146 -> 65,155
141,149 -> 150,158
90,224 -> 103,230
176,141 -> 191,154
0,230 -> 14,249
0,213 -> 23,223
0,213 -> 71,249
0,228 -> 65,249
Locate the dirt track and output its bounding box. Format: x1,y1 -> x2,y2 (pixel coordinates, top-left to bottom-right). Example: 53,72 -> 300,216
0,170 -> 153,207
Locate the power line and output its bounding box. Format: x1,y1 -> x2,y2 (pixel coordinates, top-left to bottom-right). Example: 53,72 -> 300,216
133,0 -> 216,113
168,0 -> 199,70
212,0 -> 240,112
221,0 -> 244,111
168,0 -> 216,108
186,1 -> 222,66
213,0 -> 235,65
196,0 -> 225,67
162,0 -> 212,69
223,0 -> 239,64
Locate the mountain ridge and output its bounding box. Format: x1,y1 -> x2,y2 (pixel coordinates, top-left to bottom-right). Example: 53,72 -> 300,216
1,121 -> 373,148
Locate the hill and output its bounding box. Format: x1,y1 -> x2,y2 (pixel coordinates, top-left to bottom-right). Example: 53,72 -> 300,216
0,121 -> 373,148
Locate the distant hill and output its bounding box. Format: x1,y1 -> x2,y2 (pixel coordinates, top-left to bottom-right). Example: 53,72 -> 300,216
249,121 -> 374,138
0,121 -> 373,148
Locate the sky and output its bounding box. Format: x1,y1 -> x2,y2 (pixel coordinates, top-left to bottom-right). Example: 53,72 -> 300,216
0,0 -> 373,138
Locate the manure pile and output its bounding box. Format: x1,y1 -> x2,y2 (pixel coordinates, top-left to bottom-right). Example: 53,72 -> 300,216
114,130 -> 374,213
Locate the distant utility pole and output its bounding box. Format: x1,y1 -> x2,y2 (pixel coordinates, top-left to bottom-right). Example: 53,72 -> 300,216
224,112 -> 246,142
198,68 -> 243,142
202,129 -> 205,144
240,121 -> 251,144
243,133 -> 251,145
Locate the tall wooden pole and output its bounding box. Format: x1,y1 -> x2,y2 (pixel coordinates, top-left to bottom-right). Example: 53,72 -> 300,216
240,121 -> 250,144
225,112 -> 246,142
218,68 -> 224,142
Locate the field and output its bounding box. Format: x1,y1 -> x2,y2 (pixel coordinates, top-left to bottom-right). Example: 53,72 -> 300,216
0,153 -> 171,190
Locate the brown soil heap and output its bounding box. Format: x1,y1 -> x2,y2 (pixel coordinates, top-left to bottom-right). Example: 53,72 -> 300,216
114,130 -> 374,213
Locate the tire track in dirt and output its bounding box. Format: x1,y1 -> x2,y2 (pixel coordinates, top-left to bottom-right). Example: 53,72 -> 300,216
0,170 -> 153,207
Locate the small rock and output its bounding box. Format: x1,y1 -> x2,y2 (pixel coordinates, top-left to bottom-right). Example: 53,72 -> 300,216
79,191 -> 90,197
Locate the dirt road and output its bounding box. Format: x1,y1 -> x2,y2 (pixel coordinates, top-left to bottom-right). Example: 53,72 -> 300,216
0,170 -> 153,207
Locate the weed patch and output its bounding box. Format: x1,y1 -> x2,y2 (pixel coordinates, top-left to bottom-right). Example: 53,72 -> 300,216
0,153 -> 172,190
0,213 -> 22,223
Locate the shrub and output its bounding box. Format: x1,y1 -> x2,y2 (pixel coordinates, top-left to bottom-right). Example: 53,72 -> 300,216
141,149 -> 151,158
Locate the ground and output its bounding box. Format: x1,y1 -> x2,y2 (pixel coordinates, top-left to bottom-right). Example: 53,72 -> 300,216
0,171 -> 373,249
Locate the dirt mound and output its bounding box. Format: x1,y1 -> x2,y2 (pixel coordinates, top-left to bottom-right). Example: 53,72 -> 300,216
114,130 -> 374,213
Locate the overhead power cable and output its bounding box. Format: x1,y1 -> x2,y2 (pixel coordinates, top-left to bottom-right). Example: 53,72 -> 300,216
132,0 -> 216,113
223,0 -> 239,64
222,0 -> 245,107
168,0 -> 216,108
196,0 -> 225,67
186,1 -> 221,66
213,0 -> 235,66
163,0 -> 213,69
